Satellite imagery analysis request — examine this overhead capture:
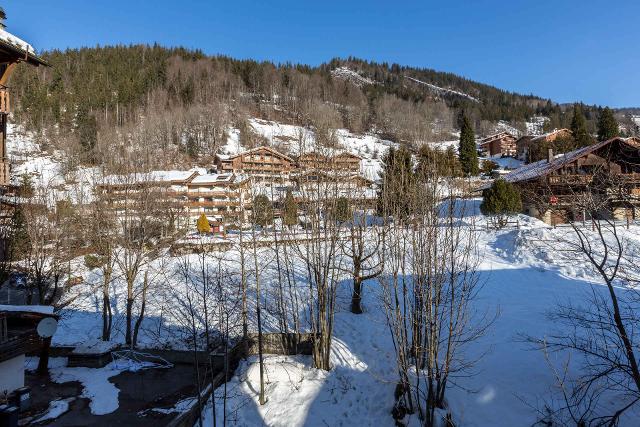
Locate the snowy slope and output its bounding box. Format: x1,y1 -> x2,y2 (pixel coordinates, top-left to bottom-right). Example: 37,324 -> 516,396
331,67 -> 376,87
404,76 -> 480,103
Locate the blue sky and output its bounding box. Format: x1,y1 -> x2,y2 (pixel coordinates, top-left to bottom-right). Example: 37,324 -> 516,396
4,1 -> 639,107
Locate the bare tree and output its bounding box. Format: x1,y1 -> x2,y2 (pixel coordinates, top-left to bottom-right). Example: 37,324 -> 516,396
528,173 -> 640,426
379,163 -> 491,426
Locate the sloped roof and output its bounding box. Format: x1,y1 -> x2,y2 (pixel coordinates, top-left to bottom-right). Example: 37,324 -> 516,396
529,128 -> 572,144
480,131 -> 515,144
498,137 -> 633,185
0,27 -> 48,66
189,173 -> 247,185
228,146 -> 295,162
100,170 -> 199,186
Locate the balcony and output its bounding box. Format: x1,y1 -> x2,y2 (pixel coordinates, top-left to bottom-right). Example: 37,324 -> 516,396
547,174 -> 593,185
548,173 -> 640,186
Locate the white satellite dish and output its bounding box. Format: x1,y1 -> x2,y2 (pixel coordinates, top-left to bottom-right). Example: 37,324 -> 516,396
36,317 -> 58,339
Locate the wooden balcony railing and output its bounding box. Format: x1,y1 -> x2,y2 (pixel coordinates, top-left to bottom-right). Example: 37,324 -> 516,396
547,175 -> 593,185
0,87 -> 9,114
548,173 -> 640,186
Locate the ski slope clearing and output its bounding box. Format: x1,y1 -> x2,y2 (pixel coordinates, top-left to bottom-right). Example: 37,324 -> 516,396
404,76 -> 480,103
331,67 -> 376,87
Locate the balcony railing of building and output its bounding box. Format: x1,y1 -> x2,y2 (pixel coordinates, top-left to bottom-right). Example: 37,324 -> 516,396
548,173 -> 640,186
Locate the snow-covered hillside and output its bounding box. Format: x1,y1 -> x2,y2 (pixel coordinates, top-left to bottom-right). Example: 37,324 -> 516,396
218,118 -> 397,181
331,67 -> 376,87
7,125 -> 98,205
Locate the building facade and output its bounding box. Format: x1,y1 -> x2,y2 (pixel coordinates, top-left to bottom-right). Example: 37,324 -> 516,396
494,137 -> 640,225
480,132 -> 517,157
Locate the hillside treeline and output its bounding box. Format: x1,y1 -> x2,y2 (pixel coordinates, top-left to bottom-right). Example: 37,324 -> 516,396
8,45 -> 624,171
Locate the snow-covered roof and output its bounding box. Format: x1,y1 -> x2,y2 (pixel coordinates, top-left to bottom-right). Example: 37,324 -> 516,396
480,132 -> 516,144
526,128 -> 572,144
190,173 -> 247,185
226,146 -> 295,163
0,27 -> 33,53
0,27 -> 47,66
0,304 -> 54,315
494,137 -> 632,186
100,170 -> 199,186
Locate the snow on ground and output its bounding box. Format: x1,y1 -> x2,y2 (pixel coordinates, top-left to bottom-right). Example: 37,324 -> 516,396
493,121 -> 522,137
25,356 -> 69,371
427,139 -> 459,153
191,211 -> 640,426
203,304 -> 397,426
141,397 -> 196,416
219,118 -> 396,180
526,116 -> 548,136
7,124 -> 98,205
481,156 -> 523,171
32,398 -> 74,423
47,358 -> 158,415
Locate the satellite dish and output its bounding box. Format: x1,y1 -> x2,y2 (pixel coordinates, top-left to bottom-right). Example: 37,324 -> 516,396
36,317 -> 58,339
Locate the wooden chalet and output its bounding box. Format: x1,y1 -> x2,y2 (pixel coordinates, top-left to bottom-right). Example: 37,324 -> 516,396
479,132 -> 517,157
494,137 -> 640,225
0,22 -> 48,187
516,128 -> 573,161
214,146 -> 296,183
185,173 -> 250,225
296,151 -> 362,174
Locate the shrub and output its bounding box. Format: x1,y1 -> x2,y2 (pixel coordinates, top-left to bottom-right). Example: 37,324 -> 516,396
196,213 -> 211,233
84,254 -> 102,269
480,179 -> 522,228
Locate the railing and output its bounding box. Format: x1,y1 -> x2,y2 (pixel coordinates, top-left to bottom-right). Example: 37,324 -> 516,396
0,87 -> 9,114
187,201 -> 240,207
548,173 -> 640,186
547,175 -> 593,185
0,332 -> 41,363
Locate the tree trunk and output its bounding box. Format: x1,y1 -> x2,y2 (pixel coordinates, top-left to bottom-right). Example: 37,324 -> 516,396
351,277 -> 363,314
125,296 -> 133,346
132,272 -> 148,349
36,337 -> 52,376
101,269 -> 112,341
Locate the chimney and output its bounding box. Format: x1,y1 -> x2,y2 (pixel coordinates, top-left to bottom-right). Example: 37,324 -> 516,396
547,148 -> 554,163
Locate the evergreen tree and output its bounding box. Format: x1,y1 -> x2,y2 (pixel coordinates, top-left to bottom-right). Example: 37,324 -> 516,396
480,179 -> 522,228
571,104 -> 593,148
334,197 -> 351,223
597,107 -> 619,141
252,195 -> 273,228
76,103 -> 98,160
458,115 -> 479,176
283,190 -> 298,227
196,213 -> 211,234
376,146 -> 416,219
9,206 -> 31,259
417,144 -> 462,178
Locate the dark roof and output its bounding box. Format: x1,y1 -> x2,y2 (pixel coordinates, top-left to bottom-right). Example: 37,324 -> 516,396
478,137 -> 637,190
